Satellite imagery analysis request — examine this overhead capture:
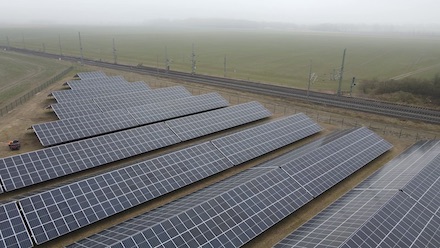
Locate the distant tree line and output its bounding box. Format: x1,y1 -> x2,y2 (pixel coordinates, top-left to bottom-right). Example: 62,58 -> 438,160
360,74 -> 440,104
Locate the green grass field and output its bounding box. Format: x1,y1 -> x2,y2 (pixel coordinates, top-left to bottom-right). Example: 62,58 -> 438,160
0,51 -> 70,107
1,26 -> 440,93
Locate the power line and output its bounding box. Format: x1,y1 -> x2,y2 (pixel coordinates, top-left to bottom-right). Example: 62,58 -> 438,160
191,43 -> 196,75
112,38 -> 117,64
224,54 -> 227,77
78,32 -> 84,65
337,48 -> 346,96
58,34 -> 63,56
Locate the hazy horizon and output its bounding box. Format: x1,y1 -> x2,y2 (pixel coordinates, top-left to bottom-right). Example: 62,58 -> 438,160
2,0 -> 440,27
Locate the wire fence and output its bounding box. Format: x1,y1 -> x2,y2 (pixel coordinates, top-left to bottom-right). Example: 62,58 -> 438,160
151,79 -> 439,142
0,67 -> 73,117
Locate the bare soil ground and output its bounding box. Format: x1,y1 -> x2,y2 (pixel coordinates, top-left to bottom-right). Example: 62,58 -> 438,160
0,65 -> 426,247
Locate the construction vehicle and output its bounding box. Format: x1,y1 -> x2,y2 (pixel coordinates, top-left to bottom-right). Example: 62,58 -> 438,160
8,140 -> 21,150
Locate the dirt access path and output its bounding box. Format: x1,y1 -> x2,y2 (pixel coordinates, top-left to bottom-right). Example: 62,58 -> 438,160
389,62 -> 440,80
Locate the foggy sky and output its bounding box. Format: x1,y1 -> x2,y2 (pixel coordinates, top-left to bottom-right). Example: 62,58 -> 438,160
2,0 -> 440,26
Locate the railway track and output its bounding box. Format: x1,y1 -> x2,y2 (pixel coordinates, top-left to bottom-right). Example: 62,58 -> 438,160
3,46 -> 440,124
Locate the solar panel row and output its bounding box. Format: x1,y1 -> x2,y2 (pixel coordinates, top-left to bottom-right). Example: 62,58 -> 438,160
34,93 -> 229,146
51,86 -> 192,119
275,139 -> 440,248
1,102 -> 271,193
165,101 -> 272,141
19,114 -> 318,245
282,127 -> 392,197
19,142 -> 233,245
0,123 -> 181,193
52,81 -> 151,103
341,191 -> 440,248
0,202 -> 33,248
69,127 -> 390,248
211,113 -> 322,165
66,76 -> 128,89
274,190 -> 399,248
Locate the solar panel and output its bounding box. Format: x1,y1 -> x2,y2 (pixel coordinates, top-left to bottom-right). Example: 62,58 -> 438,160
51,99 -> 102,119
52,81 -> 151,103
52,86 -> 192,119
0,202 -> 33,248
67,76 -> 128,89
165,101 -> 272,141
129,92 -> 229,124
33,109 -> 139,147
211,113 -> 322,165
357,139 -> 440,190
281,127 -> 393,197
34,93 -> 228,146
19,142 -> 232,245
0,122 -> 180,192
275,140 -> 440,248
94,86 -> 192,113
274,190 -> 398,248
257,128 -> 355,168
341,192 -> 440,248
74,71 -> 107,80
68,167 -> 315,248
68,127 -> 392,248
401,154 -> 440,215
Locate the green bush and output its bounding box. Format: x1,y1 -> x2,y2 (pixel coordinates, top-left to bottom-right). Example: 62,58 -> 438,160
360,75 -> 440,101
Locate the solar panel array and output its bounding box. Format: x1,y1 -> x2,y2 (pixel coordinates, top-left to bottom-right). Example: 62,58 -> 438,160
51,86 -> 192,119
66,76 -> 128,89
275,190 -> 399,248
211,113 -> 322,165
34,93 -> 229,146
342,192 -> 440,248
1,100 -> 273,194
5,113 -> 320,245
0,123 -> 181,193
275,139 -> 440,248
128,92 -> 229,125
69,127 -> 391,248
19,142 -> 233,245
52,81 -> 150,103
74,71 -> 107,80
33,109 -> 138,146
280,127 -> 392,197
165,101 -> 272,141
0,202 -> 33,248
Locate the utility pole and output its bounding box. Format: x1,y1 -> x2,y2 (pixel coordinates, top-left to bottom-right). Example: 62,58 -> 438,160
6,36 -> 10,50
156,55 -> 159,76
112,38 -> 117,64
350,77 -> 356,97
78,32 -> 84,65
165,46 -> 170,73
191,43 -> 196,75
58,34 -> 63,56
224,55 -> 227,77
307,60 -> 312,97
337,48 -> 346,96
42,43 -> 46,53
